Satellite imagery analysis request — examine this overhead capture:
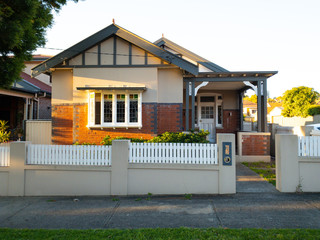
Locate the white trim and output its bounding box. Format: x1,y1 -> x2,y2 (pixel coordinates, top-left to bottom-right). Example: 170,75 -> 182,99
87,91 -> 142,128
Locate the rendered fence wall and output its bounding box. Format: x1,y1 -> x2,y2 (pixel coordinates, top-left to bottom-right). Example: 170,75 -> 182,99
0,134 -> 236,196
276,134 -> 320,192
26,120 -> 52,144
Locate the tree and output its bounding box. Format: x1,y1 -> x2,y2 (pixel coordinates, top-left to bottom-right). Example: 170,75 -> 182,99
0,0 -> 77,88
282,86 -> 319,117
243,94 -> 257,103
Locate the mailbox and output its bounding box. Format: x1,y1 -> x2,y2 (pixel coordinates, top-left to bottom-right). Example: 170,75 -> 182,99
222,142 -> 232,166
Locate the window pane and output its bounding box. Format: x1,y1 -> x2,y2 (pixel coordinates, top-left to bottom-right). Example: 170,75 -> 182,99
218,105 -> 222,124
95,93 -> 101,125
129,94 -> 138,123
201,106 -> 214,119
117,94 -> 125,123
103,94 -> 112,123
200,96 -> 215,102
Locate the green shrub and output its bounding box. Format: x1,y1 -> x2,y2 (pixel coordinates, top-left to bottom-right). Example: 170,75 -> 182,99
0,120 -> 11,143
307,105 -> 320,116
147,130 -> 209,143
101,135 -> 146,145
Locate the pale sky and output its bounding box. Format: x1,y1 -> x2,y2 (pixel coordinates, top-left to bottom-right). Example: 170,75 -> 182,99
36,0 -> 320,98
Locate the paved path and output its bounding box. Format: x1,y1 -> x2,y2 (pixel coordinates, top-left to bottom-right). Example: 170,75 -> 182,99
236,163 -> 278,193
1,164 -> 320,229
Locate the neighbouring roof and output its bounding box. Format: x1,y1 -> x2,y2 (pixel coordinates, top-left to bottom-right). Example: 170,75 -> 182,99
20,72 -> 51,93
10,72 -> 51,96
267,102 -> 283,114
32,24 -> 199,76
243,100 -> 257,108
154,37 -> 229,73
24,55 -> 52,64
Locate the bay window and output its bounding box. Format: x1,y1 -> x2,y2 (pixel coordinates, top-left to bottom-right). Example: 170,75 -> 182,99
88,92 -> 142,128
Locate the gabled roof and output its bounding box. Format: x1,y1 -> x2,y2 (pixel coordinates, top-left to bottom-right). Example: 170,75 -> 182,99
154,37 -> 229,73
32,24 -> 199,77
20,72 -> 51,93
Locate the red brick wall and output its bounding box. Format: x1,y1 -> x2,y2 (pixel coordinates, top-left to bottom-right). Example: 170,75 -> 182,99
52,105 -> 73,145
241,135 -> 270,156
73,103 -> 156,144
157,103 -> 182,134
216,110 -> 240,134
52,103 -> 182,145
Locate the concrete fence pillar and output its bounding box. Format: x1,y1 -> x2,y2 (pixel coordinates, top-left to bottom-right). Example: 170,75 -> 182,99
111,140 -> 129,195
275,134 -> 299,192
217,134 -> 236,194
8,142 -> 28,196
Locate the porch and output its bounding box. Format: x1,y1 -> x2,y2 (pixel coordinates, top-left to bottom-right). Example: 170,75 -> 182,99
183,71 -> 277,142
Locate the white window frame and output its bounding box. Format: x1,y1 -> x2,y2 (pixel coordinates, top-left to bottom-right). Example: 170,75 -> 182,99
87,91 -> 142,128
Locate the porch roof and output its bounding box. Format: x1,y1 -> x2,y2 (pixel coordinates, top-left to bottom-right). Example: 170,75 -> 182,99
184,71 -> 278,82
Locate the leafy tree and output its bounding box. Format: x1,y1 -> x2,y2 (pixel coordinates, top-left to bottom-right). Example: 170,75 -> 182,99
282,86 -> 319,117
0,0 -> 77,88
243,94 -> 257,103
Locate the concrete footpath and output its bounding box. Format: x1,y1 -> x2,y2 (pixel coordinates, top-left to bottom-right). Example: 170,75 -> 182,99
0,164 -> 320,229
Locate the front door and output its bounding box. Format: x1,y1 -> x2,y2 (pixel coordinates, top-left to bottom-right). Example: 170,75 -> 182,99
198,96 -> 216,143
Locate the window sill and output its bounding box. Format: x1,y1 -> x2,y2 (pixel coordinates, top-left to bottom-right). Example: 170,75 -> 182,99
87,124 -> 142,129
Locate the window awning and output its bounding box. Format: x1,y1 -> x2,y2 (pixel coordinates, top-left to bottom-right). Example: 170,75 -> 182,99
77,86 -> 146,91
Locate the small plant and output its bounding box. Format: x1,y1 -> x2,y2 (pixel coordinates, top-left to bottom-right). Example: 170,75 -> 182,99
135,198 -> 142,201
184,194 -> 192,200
145,192 -> 152,201
112,198 -> 119,202
0,120 -> 11,143
296,177 -> 303,193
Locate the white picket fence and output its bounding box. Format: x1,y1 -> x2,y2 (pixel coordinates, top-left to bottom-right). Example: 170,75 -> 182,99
298,136 -> 320,157
27,144 -> 112,166
129,142 -> 218,164
0,143 -> 10,167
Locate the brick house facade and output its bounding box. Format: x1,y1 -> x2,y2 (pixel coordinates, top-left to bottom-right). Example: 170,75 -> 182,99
32,23 -> 276,145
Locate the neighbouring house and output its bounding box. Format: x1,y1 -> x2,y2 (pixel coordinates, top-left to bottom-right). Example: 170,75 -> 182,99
243,99 -> 257,121
0,56 -> 52,139
267,103 -> 283,123
32,23 -> 277,145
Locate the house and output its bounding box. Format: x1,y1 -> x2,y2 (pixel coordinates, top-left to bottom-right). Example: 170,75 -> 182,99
32,23 -> 277,145
243,99 -> 257,121
268,103 -> 284,123
0,56 -> 52,139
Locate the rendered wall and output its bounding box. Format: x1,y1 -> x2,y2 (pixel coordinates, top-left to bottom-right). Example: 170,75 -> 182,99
25,169 -> 111,196
0,134 -> 236,196
72,68 -> 158,103
128,167 -> 219,195
276,134 -> 320,192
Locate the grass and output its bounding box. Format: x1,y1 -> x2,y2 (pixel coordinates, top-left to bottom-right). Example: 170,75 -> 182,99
1,228 -> 320,240
242,161 -> 276,186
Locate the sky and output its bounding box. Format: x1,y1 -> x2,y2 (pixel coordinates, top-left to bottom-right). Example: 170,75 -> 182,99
36,0 -> 320,98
